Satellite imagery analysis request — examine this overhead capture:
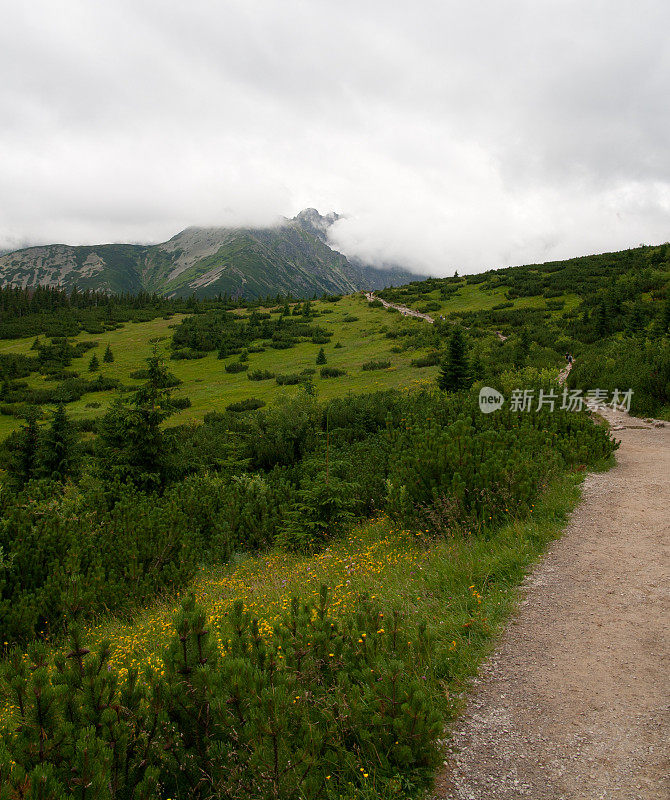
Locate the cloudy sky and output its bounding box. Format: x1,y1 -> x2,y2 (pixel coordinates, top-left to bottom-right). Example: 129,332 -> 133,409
1,0 -> 668,274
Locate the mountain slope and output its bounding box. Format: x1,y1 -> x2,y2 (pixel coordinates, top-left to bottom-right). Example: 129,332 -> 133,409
0,211 -> 422,298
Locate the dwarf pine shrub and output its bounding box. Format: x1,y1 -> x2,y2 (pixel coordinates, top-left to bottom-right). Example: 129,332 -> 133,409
0,590 -> 441,799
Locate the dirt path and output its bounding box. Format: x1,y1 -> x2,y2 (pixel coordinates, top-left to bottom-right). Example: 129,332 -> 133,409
433,408 -> 669,800
364,291 -> 435,323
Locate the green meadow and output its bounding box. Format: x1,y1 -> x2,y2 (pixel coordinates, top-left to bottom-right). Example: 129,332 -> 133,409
0,294 -> 442,439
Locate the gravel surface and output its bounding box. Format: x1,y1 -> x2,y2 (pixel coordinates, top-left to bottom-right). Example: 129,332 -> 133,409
432,408 -> 669,799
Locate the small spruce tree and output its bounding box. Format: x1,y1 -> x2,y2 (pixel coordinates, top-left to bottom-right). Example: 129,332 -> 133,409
88,352 -> 100,371
11,406 -> 40,487
103,343 -> 114,363
437,327 -> 471,392
595,303 -> 609,337
626,304 -> 645,336
95,353 -> 175,491
316,347 -> 327,365
663,296 -> 670,333
38,403 -> 79,481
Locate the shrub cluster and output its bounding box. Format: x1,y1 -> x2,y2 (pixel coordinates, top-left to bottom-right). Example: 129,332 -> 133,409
226,397 -> 266,412
361,359 -> 391,371
568,337 -> 670,416
224,361 -> 248,374
320,366 -> 346,378
247,369 -> 275,381
0,589 -> 440,799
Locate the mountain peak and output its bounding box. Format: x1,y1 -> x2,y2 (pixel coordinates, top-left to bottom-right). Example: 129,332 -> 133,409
293,208 -> 342,243
0,214 -> 422,298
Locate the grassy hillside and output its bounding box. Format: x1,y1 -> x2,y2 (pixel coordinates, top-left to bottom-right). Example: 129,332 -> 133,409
0,295 -> 441,440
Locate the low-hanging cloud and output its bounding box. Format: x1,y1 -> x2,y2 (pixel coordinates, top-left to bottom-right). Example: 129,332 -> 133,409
1,0 -> 668,274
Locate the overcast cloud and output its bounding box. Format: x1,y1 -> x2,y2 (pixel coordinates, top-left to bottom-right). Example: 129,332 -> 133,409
1,0 -> 669,274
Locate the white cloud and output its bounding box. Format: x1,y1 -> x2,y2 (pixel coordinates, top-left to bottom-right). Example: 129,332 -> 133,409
1,0 -> 668,273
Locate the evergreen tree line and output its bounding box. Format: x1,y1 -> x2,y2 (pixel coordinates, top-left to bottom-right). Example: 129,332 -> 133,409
0,284 -> 340,341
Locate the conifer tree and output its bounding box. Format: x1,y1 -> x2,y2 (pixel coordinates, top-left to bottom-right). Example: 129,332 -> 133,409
95,353 -> 175,491
11,406 -> 40,487
103,343 -> 114,363
437,327 -> 471,392
38,403 -> 79,481
514,327 -> 531,367
316,347 -> 327,365
595,303 -> 609,337
626,304 -> 645,336
88,352 -> 99,371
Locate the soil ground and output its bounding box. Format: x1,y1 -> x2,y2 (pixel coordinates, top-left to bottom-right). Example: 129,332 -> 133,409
433,407 -> 670,799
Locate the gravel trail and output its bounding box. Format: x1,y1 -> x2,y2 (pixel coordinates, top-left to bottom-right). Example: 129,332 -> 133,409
433,408 -> 670,800
364,291 -> 435,322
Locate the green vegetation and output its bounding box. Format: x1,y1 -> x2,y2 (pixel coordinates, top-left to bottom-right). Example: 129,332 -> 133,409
0,238 -> 667,797
0,293 -> 442,441
437,326 -> 471,392
378,241 -> 670,417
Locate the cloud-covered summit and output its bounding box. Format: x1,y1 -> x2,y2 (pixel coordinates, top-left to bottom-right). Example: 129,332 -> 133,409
1,1 -> 668,275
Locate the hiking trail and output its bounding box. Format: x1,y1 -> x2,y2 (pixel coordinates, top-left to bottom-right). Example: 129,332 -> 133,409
432,406 -> 669,799
364,291 -> 435,322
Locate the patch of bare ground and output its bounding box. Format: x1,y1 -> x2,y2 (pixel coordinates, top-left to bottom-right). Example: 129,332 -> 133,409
432,407 -> 669,800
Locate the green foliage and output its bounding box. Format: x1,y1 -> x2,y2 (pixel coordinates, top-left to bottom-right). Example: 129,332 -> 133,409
247,369 -> 275,381
568,337 -> 670,416
320,366 -> 346,378
95,355 -> 176,492
171,347 -> 208,360
411,351 -> 442,368
0,631 -> 162,799
171,396 -> 192,410
361,359 -> 391,371
0,590 -> 440,799
37,403 -> 80,481
275,373 -> 303,385
226,398 -> 266,412
103,342 -> 114,362
5,406 -> 40,487
385,388 -> 617,534
276,469 -> 361,552
224,360 -> 249,374
437,327 -> 471,392
316,346 -> 327,365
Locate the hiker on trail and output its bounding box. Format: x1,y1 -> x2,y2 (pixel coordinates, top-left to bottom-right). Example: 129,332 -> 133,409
567,354 -> 574,365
